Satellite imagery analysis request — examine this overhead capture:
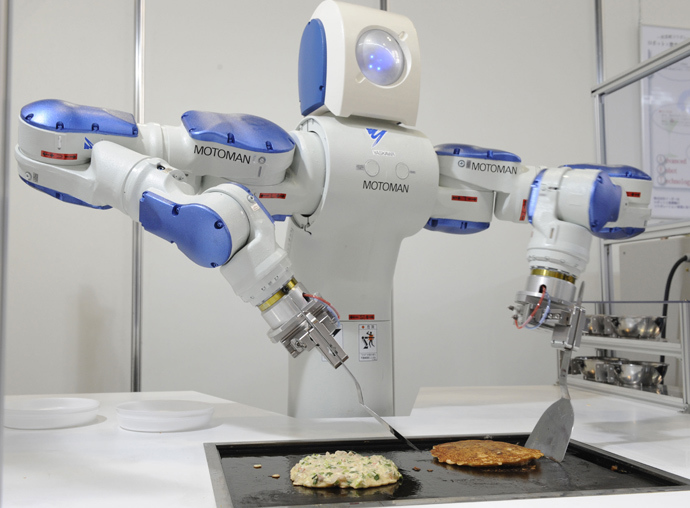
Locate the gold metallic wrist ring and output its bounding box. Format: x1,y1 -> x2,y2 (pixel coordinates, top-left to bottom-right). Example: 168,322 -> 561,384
531,268 -> 576,284
259,278 -> 298,312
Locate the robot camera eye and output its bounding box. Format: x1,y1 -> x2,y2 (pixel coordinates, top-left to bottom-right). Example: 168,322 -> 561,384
355,29 -> 405,86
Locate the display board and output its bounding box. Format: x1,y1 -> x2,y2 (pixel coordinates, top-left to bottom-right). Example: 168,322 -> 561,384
641,26 -> 690,219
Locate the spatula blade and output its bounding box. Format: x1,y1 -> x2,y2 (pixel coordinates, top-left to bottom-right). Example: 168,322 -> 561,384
525,398 -> 574,462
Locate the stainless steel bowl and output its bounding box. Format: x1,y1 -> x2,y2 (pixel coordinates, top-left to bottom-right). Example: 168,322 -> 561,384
645,362 -> 669,386
611,361 -> 668,387
610,316 -> 665,339
573,356 -> 628,381
611,361 -> 645,386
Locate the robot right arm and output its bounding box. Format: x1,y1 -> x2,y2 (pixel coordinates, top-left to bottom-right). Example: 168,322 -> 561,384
15,99 -> 348,368
427,143 -> 652,351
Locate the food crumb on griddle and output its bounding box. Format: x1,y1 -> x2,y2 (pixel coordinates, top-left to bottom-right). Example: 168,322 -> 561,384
412,467 -> 420,471
271,474 -> 280,478
253,464 -> 262,469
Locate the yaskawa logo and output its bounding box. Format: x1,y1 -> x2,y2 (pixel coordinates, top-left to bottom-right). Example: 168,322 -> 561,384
366,128 -> 386,147
84,137 -> 93,149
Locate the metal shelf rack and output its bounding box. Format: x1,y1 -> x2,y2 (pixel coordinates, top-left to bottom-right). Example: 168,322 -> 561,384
569,300 -> 690,413
586,4 -> 690,414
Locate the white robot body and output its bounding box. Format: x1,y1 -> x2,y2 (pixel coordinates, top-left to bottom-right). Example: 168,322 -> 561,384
286,114 -> 438,416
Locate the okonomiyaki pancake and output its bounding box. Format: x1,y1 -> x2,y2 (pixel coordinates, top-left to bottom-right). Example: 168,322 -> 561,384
430,440 -> 544,467
290,450 -> 402,489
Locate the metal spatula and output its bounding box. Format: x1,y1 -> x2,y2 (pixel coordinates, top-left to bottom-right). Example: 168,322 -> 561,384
341,363 -> 419,451
524,349 -> 574,462
525,281 -> 585,462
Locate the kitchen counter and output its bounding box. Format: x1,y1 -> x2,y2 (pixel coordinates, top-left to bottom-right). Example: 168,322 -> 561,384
3,386 -> 690,507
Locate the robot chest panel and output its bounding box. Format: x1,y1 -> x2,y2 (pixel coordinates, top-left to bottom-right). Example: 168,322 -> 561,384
307,116 -> 438,229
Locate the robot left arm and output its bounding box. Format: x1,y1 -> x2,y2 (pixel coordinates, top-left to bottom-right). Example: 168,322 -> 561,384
428,144 -> 653,350
15,99 -> 348,367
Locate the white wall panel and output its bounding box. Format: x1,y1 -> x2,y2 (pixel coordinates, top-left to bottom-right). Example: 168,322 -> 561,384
5,1 -> 134,395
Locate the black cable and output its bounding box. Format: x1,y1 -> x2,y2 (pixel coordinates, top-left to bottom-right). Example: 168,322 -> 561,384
660,254 -> 689,363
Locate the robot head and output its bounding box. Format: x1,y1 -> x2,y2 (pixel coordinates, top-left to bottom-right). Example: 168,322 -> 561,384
298,0 -> 421,125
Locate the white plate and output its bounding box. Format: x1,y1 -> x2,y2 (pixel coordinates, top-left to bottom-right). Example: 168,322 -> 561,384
116,400 -> 214,432
4,397 -> 100,430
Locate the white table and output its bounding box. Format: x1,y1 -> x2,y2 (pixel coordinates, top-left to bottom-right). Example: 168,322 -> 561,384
4,386 -> 690,507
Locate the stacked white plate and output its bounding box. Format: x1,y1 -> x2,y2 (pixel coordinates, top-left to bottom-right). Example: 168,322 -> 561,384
115,400 -> 214,432
4,397 -> 100,430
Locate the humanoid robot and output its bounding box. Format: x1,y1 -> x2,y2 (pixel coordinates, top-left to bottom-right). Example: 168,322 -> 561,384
15,0 -> 652,418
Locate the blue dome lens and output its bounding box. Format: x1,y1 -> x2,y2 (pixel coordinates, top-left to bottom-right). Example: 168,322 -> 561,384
356,30 -> 404,86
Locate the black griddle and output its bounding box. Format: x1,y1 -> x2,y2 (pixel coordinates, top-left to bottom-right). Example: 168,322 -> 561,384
204,434 -> 690,507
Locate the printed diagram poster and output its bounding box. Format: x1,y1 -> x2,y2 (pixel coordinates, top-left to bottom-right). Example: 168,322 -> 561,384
641,26 -> 690,219
358,324 -> 377,362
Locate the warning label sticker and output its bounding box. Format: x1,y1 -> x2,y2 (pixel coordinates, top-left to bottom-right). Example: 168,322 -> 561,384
359,324 -> 377,362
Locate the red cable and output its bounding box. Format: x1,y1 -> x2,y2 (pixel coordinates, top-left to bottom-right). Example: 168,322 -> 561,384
303,293 -> 340,319
515,286 -> 546,329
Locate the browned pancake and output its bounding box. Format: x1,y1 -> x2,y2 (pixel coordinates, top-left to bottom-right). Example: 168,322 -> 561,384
430,440 -> 543,467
